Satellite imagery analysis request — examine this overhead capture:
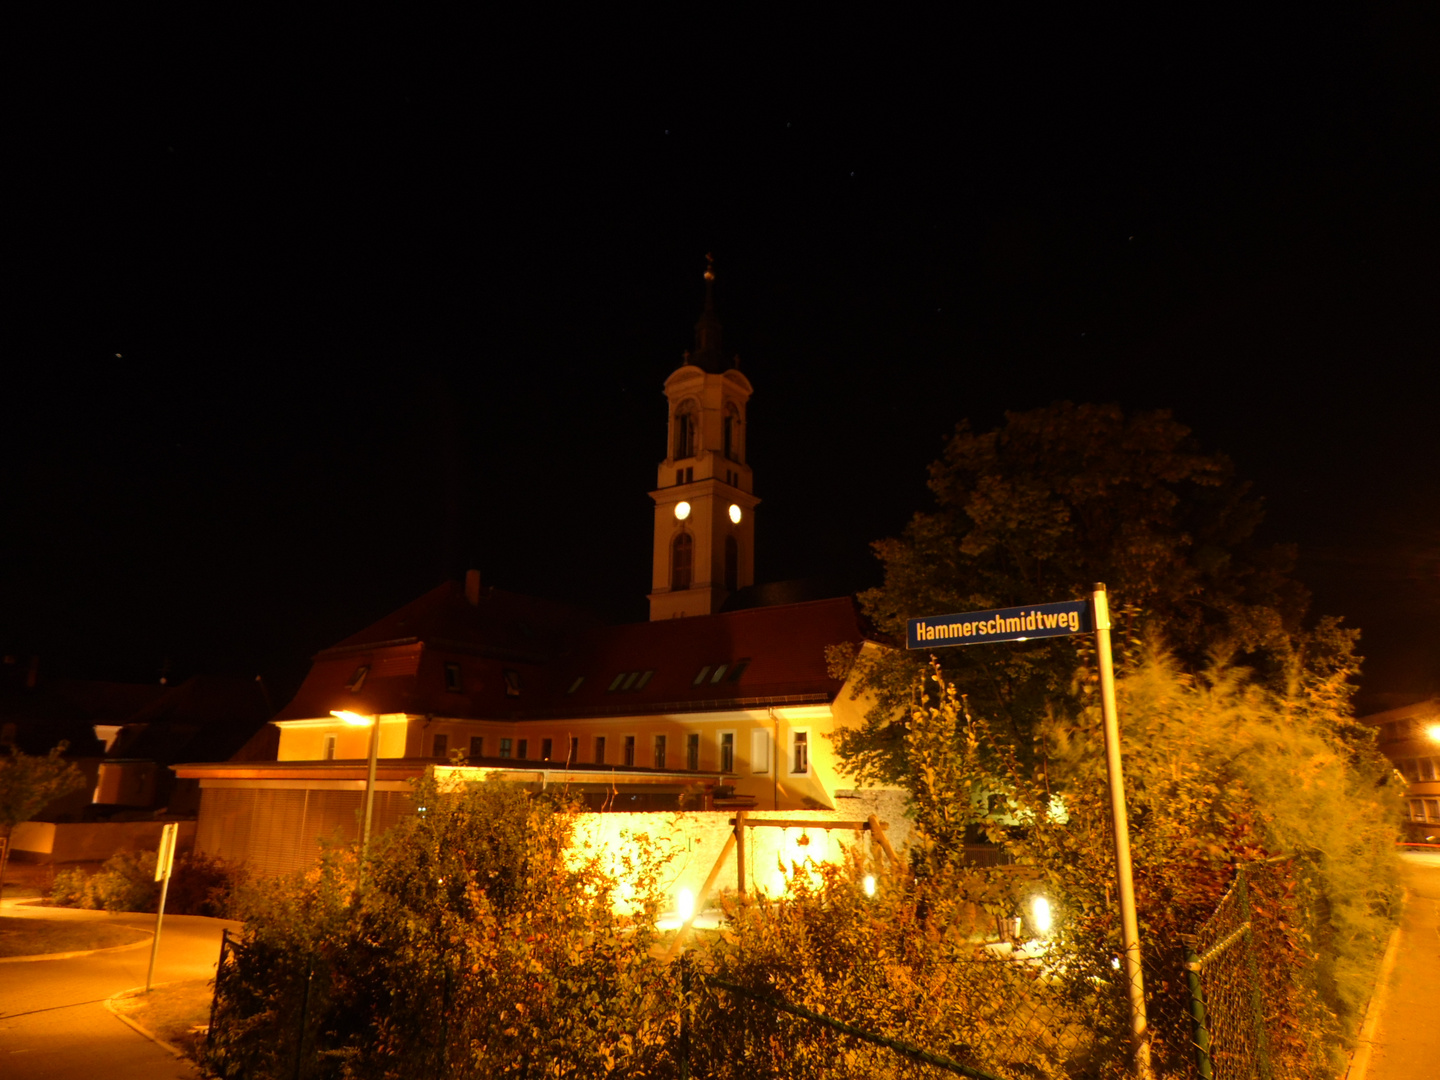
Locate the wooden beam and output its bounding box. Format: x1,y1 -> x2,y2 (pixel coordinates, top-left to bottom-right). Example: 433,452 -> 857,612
735,810 -> 748,897
663,830 -> 737,961
727,817 -> 885,832
868,815 -> 902,869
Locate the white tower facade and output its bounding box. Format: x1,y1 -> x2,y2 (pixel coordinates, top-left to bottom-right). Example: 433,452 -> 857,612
648,260 -> 759,620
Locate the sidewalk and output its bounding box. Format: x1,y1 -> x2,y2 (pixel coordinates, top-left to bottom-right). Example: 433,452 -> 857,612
1354,850 -> 1440,1080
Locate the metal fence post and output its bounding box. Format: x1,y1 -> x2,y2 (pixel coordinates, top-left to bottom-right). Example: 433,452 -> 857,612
293,957 -> 314,1080
679,953 -> 691,1080
1235,870 -> 1272,1080
1181,939 -> 1214,1080
208,927 -> 231,1051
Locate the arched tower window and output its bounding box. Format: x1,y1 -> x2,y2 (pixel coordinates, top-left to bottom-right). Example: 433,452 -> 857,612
724,535 -> 738,592
672,533 -> 693,591
722,402 -> 742,462
674,401 -> 698,460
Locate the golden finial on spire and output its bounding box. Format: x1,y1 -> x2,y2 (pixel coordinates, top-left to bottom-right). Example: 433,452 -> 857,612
704,253 -> 715,282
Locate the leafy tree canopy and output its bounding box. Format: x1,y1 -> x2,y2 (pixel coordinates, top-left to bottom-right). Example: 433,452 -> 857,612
0,743 -> 85,832
833,402 -> 1360,783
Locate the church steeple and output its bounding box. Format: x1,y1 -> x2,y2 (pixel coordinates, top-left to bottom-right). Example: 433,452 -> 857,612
689,254 -> 728,374
648,258 -> 759,620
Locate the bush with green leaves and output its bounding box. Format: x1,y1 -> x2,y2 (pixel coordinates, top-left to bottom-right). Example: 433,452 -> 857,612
50,849 -> 242,916
206,773 -> 679,1079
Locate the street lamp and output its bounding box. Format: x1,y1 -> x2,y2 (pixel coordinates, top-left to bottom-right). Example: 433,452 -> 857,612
1427,723 -> 1440,744
331,710 -> 381,865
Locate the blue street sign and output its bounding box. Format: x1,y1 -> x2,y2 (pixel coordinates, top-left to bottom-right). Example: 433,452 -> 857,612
907,599 -> 1092,650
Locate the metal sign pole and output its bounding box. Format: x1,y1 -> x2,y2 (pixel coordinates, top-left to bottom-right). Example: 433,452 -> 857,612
1092,584 -> 1152,1078
146,822 -> 178,992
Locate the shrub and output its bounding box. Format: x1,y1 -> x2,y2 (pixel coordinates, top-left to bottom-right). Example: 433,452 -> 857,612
47,847 -> 242,916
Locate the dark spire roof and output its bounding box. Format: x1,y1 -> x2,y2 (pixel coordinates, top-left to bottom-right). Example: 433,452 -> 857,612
688,253 -> 730,373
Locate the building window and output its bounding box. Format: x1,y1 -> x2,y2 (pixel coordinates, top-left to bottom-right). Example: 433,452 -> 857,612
654,735 -> 667,770
517,739 -> 528,760
723,403 -> 740,461
1420,757 -> 1437,782
674,402 -> 698,459
672,534 -> 693,591
346,665 -> 369,692
624,735 -> 636,767
693,665 -> 711,685
1426,799 -> 1440,823
503,669 -> 521,696
792,731 -> 809,774
569,737 -> 579,764
541,738 -> 553,761
710,664 -> 728,684
595,736 -> 606,764
567,676 -> 585,694
687,733 -> 700,770
432,733 -> 449,759
751,729 -> 770,774
469,736 -> 484,759
322,734 -> 336,761
444,663 -> 462,692
499,738 -> 512,759
724,535 -> 739,592
719,732 -> 735,772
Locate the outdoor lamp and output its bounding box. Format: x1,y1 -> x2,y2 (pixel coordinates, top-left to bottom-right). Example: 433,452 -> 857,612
674,501 -> 691,520
331,710 -> 381,868
728,503 -> 742,524
1032,895 -> 1053,935
862,874 -> 877,898
1427,723 -> 1440,743
678,888 -> 695,922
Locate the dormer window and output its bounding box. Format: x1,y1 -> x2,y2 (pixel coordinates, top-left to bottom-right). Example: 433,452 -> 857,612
503,669 -> 521,697
346,665 -> 369,692
443,663 -> 462,692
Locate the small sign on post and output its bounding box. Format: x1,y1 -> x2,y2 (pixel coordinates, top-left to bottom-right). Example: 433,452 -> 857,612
146,822 -> 179,992
907,587 -> 1152,1078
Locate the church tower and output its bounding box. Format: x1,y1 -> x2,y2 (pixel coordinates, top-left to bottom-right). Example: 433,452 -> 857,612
648,258 -> 758,620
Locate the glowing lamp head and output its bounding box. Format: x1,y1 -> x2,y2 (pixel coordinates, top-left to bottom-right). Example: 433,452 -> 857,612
674,501 -> 691,521
728,504 -> 742,524
677,888 -> 695,921
1427,724 -> 1440,743
862,874 -> 877,898
1032,896 -> 1053,935
331,710 -> 371,727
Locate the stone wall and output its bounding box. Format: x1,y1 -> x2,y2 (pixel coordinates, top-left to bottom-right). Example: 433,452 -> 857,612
570,791 -> 912,915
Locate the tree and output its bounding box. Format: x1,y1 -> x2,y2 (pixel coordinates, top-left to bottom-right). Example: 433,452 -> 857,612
0,742 -> 86,897
831,401 -> 1349,782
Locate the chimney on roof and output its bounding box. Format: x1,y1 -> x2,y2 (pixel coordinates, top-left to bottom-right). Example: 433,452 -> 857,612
464,569 -> 482,606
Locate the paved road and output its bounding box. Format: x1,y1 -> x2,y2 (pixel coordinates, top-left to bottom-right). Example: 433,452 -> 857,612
1366,851 -> 1440,1079
0,901 -> 239,1080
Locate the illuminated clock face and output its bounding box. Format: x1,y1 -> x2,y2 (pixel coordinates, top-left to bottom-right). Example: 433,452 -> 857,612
728,504 -> 742,524
674,501 -> 691,521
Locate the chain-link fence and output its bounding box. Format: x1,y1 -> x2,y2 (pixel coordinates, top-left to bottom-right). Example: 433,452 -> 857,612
1172,858 -> 1294,1080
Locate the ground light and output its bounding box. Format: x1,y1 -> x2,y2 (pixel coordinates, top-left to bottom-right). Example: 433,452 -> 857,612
862,874 -> 877,897
1032,896 -> 1053,935
677,888 -> 695,922
1427,723 -> 1440,743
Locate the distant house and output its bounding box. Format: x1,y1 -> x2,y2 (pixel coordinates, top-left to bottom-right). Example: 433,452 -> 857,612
1364,697 -> 1440,839
175,264 -> 897,880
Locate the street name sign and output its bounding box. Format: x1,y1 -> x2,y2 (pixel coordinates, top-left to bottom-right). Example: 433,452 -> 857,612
907,599 -> 1092,650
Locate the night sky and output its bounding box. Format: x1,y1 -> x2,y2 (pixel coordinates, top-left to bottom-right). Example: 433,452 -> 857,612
8,11 -> 1438,709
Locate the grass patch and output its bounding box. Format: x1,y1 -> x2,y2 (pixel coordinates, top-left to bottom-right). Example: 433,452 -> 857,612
0,915 -> 150,958
111,978 -> 215,1059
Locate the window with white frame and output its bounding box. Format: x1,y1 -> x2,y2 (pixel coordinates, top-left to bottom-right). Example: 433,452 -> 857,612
791,730 -> 809,774
322,733 -> 336,761
686,732 -> 700,770
654,734 -> 667,770
719,731 -> 735,773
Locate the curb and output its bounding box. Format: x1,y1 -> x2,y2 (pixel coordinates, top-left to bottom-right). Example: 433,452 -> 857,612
106,984 -> 194,1064
1344,888 -> 1407,1080
0,927 -> 154,964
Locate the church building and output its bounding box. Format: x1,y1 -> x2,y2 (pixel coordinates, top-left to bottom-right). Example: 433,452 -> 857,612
176,262 -> 886,879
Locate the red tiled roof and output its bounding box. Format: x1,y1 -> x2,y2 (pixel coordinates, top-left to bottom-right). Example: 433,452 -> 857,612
270,582 -> 867,730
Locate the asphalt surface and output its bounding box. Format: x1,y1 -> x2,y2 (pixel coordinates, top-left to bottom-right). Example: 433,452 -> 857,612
0,900 -> 239,1080
1365,851 -> 1440,1080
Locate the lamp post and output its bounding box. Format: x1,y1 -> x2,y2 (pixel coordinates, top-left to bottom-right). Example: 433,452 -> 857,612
331,710 -> 381,865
